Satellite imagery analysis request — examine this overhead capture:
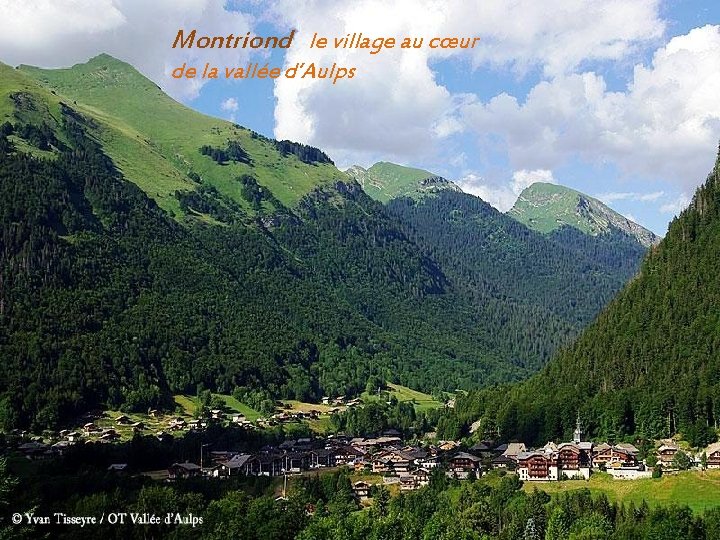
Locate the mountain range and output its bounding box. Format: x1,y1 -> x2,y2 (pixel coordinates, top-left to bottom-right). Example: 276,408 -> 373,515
0,54 -> 654,430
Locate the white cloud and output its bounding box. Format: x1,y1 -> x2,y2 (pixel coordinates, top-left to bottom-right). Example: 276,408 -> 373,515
462,25 -> 720,190
511,169 -> 556,194
220,97 -> 239,112
440,0 -> 664,77
269,0 -> 664,163
0,0 -> 255,99
597,191 -> 664,203
660,193 -> 691,215
458,168 -> 556,211
220,96 -> 239,122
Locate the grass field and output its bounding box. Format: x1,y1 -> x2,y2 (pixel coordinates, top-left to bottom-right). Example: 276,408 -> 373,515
523,471 -> 720,513
174,394 -> 262,421
363,383 -> 444,413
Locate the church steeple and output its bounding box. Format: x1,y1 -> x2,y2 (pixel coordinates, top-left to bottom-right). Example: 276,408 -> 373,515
573,412 -> 583,444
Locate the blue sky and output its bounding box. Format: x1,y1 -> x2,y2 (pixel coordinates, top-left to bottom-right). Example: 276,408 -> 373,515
1,0 -> 719,235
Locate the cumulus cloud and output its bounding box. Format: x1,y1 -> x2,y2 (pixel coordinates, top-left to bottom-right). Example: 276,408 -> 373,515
438,0 -> 665,77
268,0 -> 664,163
462,25 -> 720,189
660,193 -> 691,215
458,168 -> 556,211
0,0 -> 255,99
220,97 -> 239,121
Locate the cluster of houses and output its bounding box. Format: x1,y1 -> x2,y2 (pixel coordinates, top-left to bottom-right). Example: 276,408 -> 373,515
164,432 -> 482,494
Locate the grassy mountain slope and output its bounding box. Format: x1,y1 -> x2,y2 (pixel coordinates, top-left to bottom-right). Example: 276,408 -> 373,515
509,182 -> 659,247
346,161 -> 461,203
15,55 -> 344,215
445,148 -> 720,446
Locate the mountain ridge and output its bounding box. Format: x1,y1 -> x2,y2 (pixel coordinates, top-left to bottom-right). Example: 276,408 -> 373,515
346,161 -> 461,202
508,182 -> 660,247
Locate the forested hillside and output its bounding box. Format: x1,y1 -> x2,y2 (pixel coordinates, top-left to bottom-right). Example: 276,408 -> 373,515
0,55 -> 648,431
441,147 -> 720,447
386,192 -> 648,370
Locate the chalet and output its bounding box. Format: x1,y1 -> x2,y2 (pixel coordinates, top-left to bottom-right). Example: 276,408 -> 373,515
168,462 -> 202,480
59,429 -> 70,438
354,457 -> 370,472
616,442 -> 639,454
399,469 -> 430,491
66,431 -> 81,442
156,431 -> 173,442
148,409 -> 159,417
107,463 -> 128,474
371,454 -> 393,474
283,451 -> 309,473
448,452 -> 482,477
438,440 -> 460,452
413,467 -> 430,486
19,441 -> 49,458
490,455 -> 515,470
352,481 -> 371,500
51,441 -> 74,455
83,423 -> 98,434
115,415 -> 130,425
231,414 -> 247,424
593,443 -> 637,468
517,451 -> 556,481
209,454 -> 252,477
210,409 -> 224,420
131,422 -> 145,432
386,451 -> 414,475
100,429 -> 119,441
246,454 -> 284,477
400,475 -> 419,491
502,443 -> 527,461
469,442 -> 494,458
309,448 -> 336,469
209,451 -> 235,464
416,453 -> 440,469
704,442 -> 720,469
556,443 -> 592,479
657,444 -> 679,466
169,418 -> 187,431
334,445 -> 365,465
517,442 -> 591,481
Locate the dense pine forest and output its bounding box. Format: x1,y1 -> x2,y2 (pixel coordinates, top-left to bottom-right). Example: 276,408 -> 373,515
438,147 -> 720,447
387,192 -> 647,371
